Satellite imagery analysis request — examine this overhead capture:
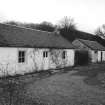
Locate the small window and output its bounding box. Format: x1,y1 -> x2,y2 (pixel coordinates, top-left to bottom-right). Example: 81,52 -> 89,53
94,51 -> 98,53
62,51 -> 66,59
43,51 -> 48,58
18,51 -> 25,63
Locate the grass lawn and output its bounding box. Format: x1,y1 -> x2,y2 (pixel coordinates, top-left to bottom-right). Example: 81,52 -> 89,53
1,63 -> 105,105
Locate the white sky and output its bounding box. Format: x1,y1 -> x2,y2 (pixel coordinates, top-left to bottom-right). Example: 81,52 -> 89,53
0,0 -> 105,33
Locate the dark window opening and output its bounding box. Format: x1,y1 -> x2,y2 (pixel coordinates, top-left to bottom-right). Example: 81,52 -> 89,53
101,51 -> 103,62
94,50 -> 98,53
62,51 -> 66,59
18,51 -> 25,63
43,51 -> 48,58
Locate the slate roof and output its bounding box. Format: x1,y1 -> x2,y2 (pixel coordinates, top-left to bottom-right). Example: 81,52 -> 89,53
78,39 -> 105,51
0,23 -> 75,49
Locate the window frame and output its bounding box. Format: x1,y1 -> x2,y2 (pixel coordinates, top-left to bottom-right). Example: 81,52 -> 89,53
18,50 -> 26,63
62,51 -> 66,59
43,51 -> 48,58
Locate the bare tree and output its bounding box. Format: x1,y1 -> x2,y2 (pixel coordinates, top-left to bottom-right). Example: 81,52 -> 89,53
95,24 -> 105,39
57,16 -> 77,41
58,16 -> 76,30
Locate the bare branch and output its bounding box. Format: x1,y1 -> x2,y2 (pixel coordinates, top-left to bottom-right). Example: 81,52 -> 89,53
95,26 -> 105,39
58,16 -> 76,30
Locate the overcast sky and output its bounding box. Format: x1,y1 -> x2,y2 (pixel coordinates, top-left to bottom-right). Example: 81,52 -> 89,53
0,0 -> 105,33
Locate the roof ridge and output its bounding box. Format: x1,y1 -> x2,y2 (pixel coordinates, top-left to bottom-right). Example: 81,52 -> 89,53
0,22 -> 52,34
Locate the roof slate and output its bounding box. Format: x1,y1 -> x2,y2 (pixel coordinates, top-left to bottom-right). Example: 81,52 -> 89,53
78,39 -> 105,51
0,23 -> 75,49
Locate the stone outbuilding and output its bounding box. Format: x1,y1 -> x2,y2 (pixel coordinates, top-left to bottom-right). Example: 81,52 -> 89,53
72,39 -> 105,64
0,23 -> 76,76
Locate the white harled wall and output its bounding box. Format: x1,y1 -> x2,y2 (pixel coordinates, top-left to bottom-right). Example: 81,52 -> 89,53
102,51 -> 105,61
49,49 -> 75,69
0,47 -> 75,76
98,51 -> 102,62
89,50 -> 98,63
89,50 -> 105,63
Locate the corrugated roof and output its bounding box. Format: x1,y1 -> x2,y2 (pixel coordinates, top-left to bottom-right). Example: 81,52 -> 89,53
0,23 -> 75,49
78,39 -> 105,51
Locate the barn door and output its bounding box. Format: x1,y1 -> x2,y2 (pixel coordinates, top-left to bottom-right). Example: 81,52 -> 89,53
75,50 -> 89,65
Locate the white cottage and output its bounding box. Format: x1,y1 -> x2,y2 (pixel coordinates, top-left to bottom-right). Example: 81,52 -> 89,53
72,39 -> 105,63
0,23 -> 75,76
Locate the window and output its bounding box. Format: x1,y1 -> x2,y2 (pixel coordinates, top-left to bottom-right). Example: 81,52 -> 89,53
62,51 -> 66,59
94,50 -> 98,53
18,51 -> 25,63
43,51 -> 48,58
